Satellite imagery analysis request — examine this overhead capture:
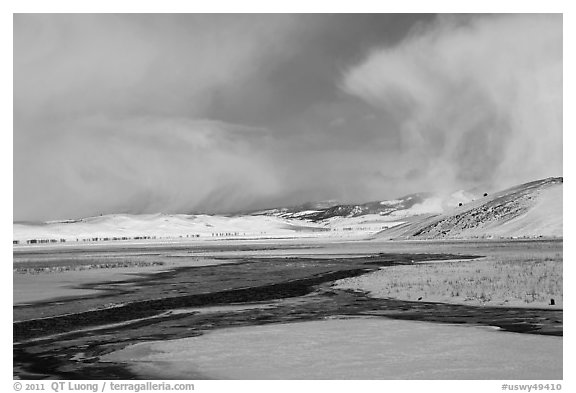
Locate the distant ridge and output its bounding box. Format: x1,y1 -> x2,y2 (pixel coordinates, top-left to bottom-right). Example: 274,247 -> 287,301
253,192 -> 434,221
13,177 -> 562,244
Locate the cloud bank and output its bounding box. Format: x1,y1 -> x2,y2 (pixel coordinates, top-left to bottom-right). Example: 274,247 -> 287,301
342,14 -> 562,193
14,116 -> 279,219
14,14 -> 562,221
14,14 -> 296,220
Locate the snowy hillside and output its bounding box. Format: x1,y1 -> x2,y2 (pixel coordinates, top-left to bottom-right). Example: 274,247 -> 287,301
374,177 -> 563,240
254,193 -> 441,221
13,214 -> 330,244
13,177 -> 562,245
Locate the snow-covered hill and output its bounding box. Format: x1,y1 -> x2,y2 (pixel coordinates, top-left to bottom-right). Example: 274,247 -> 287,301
253,193 -> 435,221
13,177 -> 562,245
12,214 -> 330,244
374,177 -> 563,240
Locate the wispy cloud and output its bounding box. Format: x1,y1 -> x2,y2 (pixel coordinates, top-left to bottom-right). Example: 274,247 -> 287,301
342,14 -> 562,192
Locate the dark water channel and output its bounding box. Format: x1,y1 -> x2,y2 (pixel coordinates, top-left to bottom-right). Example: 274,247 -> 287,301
13,251 -> 562,379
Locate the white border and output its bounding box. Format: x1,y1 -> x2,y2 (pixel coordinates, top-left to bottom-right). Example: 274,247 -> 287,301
4,2 -> 573,392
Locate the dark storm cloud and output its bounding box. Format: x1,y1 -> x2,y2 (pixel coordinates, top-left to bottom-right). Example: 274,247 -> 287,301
204,14 -> 434,128
14,14 -> 297,220
14,14 -> 562,221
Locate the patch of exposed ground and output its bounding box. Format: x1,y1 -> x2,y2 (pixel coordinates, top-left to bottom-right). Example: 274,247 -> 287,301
334,254 -> 562,308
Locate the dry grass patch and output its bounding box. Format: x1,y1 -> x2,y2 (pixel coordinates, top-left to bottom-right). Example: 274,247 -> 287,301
334,253 -> 562,308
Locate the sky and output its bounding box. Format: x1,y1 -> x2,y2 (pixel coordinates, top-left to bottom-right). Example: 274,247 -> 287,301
13,13 -> 563,221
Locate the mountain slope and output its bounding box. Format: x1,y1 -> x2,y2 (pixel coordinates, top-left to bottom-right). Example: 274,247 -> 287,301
13,177 -> 562,244
254,193 -> 439,221
374,177 -> 562,240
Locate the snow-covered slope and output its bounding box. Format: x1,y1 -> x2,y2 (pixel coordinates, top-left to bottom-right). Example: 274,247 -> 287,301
13,214 -> 330,243
374,177 -> 562,240
13,177 -> 562,244
254,193 -> 443,221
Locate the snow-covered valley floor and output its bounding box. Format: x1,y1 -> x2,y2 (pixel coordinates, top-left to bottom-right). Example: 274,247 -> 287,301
102,317 -> 562,379
13,238 -> 562,380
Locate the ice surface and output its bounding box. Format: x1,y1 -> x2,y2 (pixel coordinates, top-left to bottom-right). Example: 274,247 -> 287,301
102,317 -> 562,379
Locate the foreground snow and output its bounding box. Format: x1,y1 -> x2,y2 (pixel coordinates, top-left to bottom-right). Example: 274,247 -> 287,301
102,318 -> 562,379
13,257 -> 233,306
